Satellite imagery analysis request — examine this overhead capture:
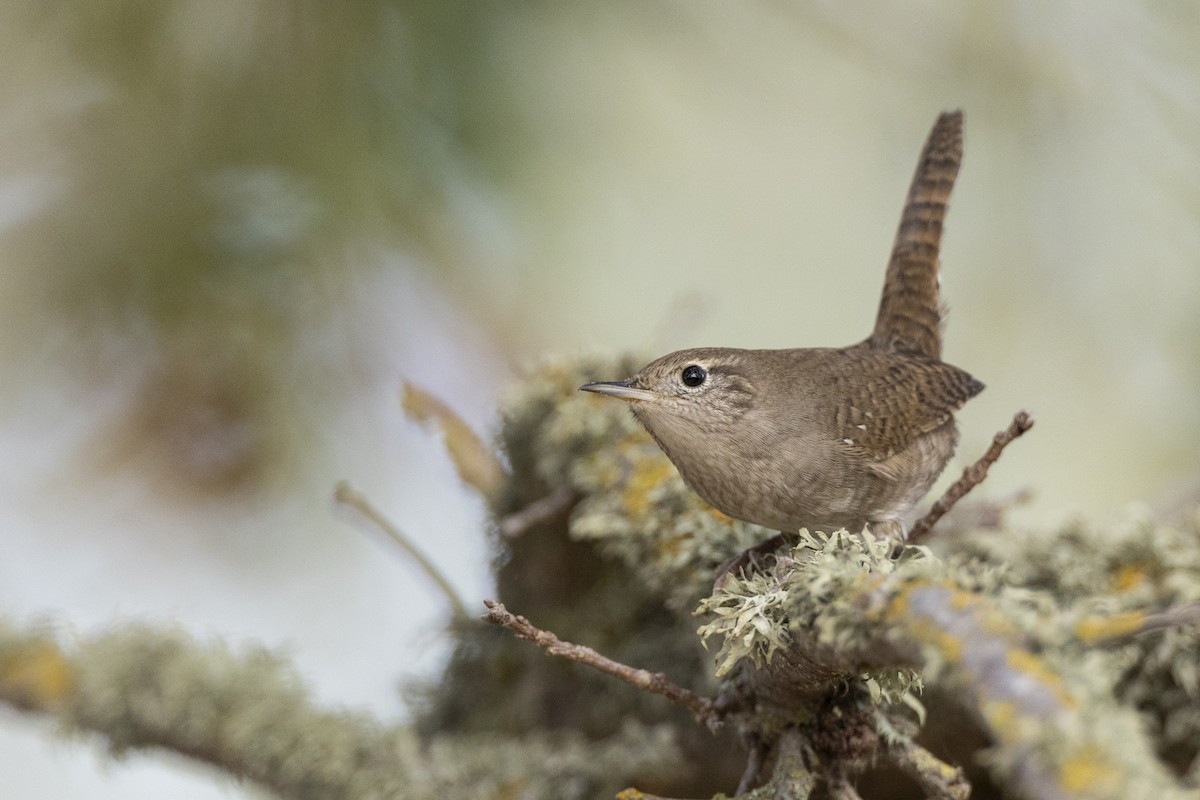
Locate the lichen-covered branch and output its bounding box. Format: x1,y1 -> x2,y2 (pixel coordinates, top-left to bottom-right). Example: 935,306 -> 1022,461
0,620 -> 684,800
882,735 -> 970,800
699,531 -> 1195,799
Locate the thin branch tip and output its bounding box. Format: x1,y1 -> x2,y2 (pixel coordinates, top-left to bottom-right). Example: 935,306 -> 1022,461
908,408 -> 1034,544
483,600 -> 722,732
498,487 -> 579,538
335,481 -> 469,620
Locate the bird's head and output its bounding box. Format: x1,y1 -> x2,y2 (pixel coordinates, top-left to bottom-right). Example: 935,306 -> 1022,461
580,348 -> 759,440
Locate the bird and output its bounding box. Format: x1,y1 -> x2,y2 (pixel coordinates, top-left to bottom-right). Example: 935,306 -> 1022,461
579,111 -> 982,546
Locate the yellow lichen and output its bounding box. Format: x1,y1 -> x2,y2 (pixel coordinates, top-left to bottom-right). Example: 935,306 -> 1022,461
0,638 -> 74,710
1060,747 -> 1121,793
1073,611 -> 1145,645
1005,650 -> 1077,708
621,457 -> 676,518
706,507 -> 734,524
1110,564 -> 1146,592
656,534 -> 688,558
928,626 -> 964,662
980,700 -> 1018,739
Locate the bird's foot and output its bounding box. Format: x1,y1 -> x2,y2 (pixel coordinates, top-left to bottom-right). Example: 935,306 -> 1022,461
713,533 -> 788,592
868,518 -> 906,544
867,518 -> 908,558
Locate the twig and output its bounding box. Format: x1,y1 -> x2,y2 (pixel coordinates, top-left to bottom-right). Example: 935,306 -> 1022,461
498,487 -> 580,538
884,736 -> 970,800
907,409 -> 1034,544
335,481 -> 468,621
1133,602 -> 1200,635
1076,602 -> 1200,645
482,600 -> 722,732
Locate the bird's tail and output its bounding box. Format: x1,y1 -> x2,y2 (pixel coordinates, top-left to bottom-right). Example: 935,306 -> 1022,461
867,110 -> 963,360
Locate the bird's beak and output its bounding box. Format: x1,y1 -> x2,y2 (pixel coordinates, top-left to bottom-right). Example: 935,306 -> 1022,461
579,379 -> 660,402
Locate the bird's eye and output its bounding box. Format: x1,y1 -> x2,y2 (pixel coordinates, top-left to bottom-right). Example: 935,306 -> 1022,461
681,365 -> 707,387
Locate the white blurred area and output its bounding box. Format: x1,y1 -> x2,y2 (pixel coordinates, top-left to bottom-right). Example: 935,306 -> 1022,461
1,3 -> 1199,797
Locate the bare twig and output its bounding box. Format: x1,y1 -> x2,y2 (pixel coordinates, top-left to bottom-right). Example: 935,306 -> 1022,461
482,600 -> 722,732
884,736 -> 970,800
335,482 -> 468,621
498,487 -> 579,538
1133,602 -> 1200,635
908,409 -> 1034,544
1075,602 -> 1200,645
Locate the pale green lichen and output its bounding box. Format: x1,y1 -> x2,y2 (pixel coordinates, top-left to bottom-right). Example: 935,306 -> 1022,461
2,620 -> 687,800
695,571 -> 792,677
947,509 -> 1200,778
697,530 -> 924,707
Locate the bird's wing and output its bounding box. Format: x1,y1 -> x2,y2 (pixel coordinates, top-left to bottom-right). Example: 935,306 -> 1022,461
829,352 -> 982,462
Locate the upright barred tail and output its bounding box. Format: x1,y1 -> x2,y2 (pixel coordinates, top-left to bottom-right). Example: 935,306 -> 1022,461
868,110 -> 964,360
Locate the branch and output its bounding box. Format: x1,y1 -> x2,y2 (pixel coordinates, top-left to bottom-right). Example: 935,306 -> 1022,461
735,735 -> 768,795
769,728 -> 820,800
908,409 -> 1034,543
703,534 -> 1191,800
482,600 -> 721,732
0,621 -> 682,800
855,580 -> 1184,800
883,735 -> 970,800
334,481 -> 468,621
0,622 -> 401,798
498,486 -> 579,538
1075,602 -> 1200,645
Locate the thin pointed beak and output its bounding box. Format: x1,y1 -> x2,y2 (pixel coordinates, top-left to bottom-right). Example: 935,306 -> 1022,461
579,379 -> 660,402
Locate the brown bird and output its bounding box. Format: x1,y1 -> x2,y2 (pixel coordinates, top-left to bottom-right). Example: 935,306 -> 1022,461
580,111 -> 982,544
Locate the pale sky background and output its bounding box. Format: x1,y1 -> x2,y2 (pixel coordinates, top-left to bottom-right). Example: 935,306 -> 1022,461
2,3 -> 1199,796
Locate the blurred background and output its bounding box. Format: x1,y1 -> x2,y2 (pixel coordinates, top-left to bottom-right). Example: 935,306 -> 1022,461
1,2 -> 1198,796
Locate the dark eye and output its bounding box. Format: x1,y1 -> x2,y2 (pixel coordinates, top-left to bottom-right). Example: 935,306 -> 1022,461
681,365 -> 706,387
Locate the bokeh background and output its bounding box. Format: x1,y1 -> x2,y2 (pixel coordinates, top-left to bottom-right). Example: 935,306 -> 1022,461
2,3 -> 1198,796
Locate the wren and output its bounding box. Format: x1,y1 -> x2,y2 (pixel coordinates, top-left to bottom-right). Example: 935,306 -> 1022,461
580,111 -> 982,544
